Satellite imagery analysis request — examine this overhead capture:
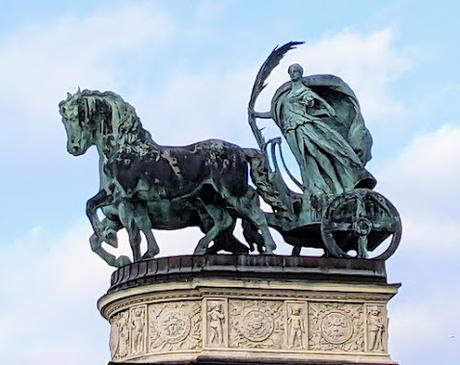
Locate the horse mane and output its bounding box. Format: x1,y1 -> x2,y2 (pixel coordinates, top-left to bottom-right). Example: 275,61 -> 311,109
80,89 -> 156,146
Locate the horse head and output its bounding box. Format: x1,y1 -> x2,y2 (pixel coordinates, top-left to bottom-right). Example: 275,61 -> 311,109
59,89 -> 96,156
60,89 -> 149,158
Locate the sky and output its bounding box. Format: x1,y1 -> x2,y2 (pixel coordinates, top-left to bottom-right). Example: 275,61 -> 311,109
0,0 -> 459,364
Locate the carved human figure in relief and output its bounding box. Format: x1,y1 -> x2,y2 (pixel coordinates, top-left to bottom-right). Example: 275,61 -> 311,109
208,303 -> 225,345
131,307 -> 145,355
368,306 -> 385,352
114,311 -> 130,359
287,306 -> 305,348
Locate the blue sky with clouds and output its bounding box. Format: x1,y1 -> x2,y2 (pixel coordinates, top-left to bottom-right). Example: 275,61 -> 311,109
0,1 -> 459,364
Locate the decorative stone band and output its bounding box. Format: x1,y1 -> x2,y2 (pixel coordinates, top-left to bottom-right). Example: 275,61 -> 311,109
108,255 -> 388,294
99,256 -> 399,365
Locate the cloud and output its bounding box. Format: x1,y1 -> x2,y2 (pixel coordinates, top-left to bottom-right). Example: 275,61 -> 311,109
185,0 -> 231,38
262,28 -> 411,124
130,28 -> 411,151
373,124 -> 460,363
0,224 -> 112,365
0,216 -> 226,364
390,294 -> 460,364
130,65 -> 256,146
0,219 -> 264,365
0,22 -> 411,163
377,124 -> 460,253
0,2 -> 174,128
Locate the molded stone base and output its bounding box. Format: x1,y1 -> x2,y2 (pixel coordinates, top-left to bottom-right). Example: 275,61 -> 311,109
99,255 -> 399,365
109,359 -> 398,365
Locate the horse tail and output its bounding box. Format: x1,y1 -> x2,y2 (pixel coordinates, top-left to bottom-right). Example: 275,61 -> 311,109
243,147 -> 291,215
242,147 -> 268,192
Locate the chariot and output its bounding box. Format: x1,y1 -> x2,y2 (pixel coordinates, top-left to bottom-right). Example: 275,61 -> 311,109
248,42 -> 401,259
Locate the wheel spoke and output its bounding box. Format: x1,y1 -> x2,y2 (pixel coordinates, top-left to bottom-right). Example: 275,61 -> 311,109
355,195 -> 366,219
357,235 -> 369,258
331,222 -> 354,231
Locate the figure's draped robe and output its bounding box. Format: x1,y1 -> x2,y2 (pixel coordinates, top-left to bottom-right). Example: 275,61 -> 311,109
272,75 -> 376,196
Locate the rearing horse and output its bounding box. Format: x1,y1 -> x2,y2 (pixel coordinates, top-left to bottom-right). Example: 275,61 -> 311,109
59,90 -> 276,266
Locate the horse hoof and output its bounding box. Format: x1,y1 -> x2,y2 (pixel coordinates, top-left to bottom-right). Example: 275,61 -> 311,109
115,255 -> 132,267
104,232 -> 118,248
262,246 -> 275,255
141,251 -> 159,260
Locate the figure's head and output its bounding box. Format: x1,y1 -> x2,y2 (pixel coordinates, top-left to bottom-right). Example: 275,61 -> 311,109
212,303 -> 222,311
133,307 -> 143,317
59,89 -> 94,156
288,63 -> 304,81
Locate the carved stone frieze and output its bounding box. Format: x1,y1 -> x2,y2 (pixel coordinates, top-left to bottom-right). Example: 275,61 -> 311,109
229,299 -> 284,349
101,276 -> 397,364
308,302 -> 365,352
148,301 -> 201,352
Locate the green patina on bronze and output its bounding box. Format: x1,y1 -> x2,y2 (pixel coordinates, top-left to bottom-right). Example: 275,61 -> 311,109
59,42 -> 401,267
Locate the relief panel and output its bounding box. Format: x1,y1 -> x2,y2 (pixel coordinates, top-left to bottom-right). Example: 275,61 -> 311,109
130,305 -> 147,356
204,298 -> 228,348
110,310 -> 130,360
229,299 -> 284,350
366,304 -> 388,353
308,302 -> 365,352
148,301 -> 201,353
286,301 -> 308,350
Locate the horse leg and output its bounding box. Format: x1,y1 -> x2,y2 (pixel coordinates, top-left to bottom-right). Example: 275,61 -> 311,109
198,205 -> 250,255
209,223 -> 250,255
241,219 -> 265,253
89,233 -> 117,266
101,216 -> 120,248
194,206 -> 233,255
130,226 -> 142,262
134,207 -> 159,259
89,217 -> 131,267
227,189 -> 277,254
292,246 -> 302,256
118,200 -> 143,262
86,190 -> 113,241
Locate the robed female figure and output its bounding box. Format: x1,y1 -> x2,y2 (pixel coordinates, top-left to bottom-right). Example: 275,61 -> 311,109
254,64 -> 376,197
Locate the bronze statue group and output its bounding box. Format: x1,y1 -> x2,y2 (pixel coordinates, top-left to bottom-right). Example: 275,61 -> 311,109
60,42 -> 401,267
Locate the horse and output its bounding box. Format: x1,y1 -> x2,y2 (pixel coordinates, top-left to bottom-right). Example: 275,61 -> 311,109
59,89 -> 275,266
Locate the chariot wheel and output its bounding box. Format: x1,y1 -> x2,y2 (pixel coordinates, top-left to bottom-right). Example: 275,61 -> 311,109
320,189 -> 402,260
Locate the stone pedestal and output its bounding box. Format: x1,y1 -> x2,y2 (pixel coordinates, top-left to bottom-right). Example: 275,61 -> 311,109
98,255 -> 399,365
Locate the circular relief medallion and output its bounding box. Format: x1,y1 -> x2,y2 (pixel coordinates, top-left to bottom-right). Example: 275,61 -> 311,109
158,310 -> 191,344
241,309 -> 274,342
321,311 -> 353,344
